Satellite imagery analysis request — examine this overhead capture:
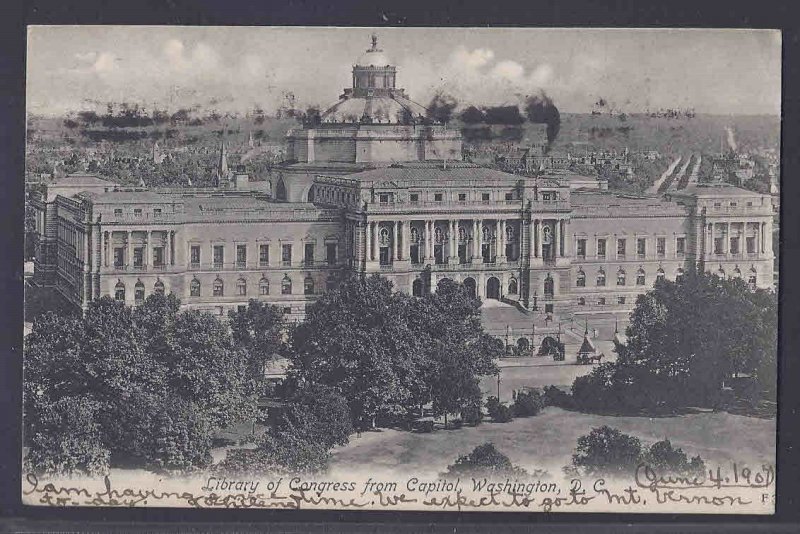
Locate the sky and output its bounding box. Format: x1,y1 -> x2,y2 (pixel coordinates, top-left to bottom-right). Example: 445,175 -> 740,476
26,26 -> 781,117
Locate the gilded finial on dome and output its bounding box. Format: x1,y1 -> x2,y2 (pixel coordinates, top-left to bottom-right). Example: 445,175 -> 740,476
371,33 -> 378,50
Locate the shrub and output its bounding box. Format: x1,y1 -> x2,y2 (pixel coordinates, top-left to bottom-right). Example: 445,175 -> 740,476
413,420 -> 435,433
450,418 -> 463,429
512,390 -> 544,417
572,426 -> 643,476
486,396 -> 514,423
278,384 -> 353,450
443,442 -> 527,477
543,385 -> 574,409
24,396 -> 110,477
642,440 -> 705,477
461,404 -> 483,426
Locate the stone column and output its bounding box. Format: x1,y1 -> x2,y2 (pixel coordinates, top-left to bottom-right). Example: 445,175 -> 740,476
554,219 -> 561,257
145,230 -> 152,268
428,220 -> 435,260
710,223 -> 715,257
476,219 -> 483,259
127,231 -> 133,268
365,220 -> 372,262
164,231 -> 170,266
392,220 -> 399,261
104,232 -> 109,267
495,220 -> 501,260
397,221 -> 403,261
375,222 -> 381,261
536,220 -> 543,258
765,219 -> 773,256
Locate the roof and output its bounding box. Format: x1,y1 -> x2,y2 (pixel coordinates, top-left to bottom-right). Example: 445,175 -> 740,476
674,184 -> 763,198
577,334 -> 597,355
571,190 -> 687,217
83,190 -> 175,204
320,93 -> 428,123
52,173 -> 114,187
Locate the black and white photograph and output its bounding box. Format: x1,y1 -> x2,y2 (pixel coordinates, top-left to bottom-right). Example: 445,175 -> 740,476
21,26 -> 780,513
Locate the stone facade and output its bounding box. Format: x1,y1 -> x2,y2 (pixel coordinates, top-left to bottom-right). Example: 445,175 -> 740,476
29,37 -> 776,326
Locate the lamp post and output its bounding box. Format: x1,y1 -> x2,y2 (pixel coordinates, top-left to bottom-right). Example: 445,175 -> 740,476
496,372 -> 501,399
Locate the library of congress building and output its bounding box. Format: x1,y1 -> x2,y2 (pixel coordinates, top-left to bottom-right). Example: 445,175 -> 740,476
30,37 -> 776,327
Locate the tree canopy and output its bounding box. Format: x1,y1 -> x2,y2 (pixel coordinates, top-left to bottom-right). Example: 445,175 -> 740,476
287,274 -> 499,430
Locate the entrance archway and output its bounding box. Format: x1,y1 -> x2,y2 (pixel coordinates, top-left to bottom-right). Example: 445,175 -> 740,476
486,276 -> 501,300
463,277 -> 477,299
516,337 -> 530,354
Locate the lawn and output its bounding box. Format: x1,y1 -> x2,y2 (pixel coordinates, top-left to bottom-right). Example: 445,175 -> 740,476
327,406 -> 775,480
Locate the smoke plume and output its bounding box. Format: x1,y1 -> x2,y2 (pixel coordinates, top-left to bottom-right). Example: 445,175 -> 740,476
524,92 -> 561,149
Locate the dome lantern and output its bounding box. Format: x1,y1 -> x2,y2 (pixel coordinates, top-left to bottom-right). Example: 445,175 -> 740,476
351,34 -> 396,95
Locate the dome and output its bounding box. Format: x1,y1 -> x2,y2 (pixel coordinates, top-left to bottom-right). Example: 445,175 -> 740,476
320,93 -> 428,124
356,49 -> 391,67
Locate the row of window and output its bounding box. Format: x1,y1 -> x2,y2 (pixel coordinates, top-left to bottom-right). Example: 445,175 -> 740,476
189,242 -> 338,268
394,190 -> 523,204
114,274 -> 336,303
113,207 -> 164,219
575,267 -> 677,287
577,296 -> 631,306
712,236 -> 759,255
575,236 -> 686,259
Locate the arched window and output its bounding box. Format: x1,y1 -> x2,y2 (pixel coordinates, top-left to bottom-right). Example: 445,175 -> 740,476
458,226 -> 466,241
748,268 -> 757,289
281,275 -> 292,295
435,227 -> 444,243
508,278 -> 518,295
213,278 -> 224,297
134,280 -> 145,304
259,277 -> 269,295
154,279 -> 165,294
656,268 -> 665,282
576,269 -> 586,287
275,177 -> 287,201
307,185 -> 315,202
675,268 -> 685,283
597,269 -> 606,287
326,273 -> 337,292
379,227 -> 390,246
617,268 -> 626,286
114,280 -> 125,301
237,277 -> 247,296
506,225 -> 515,241
410,227 -> 420,243
482,226 -> 491,242
304,275 -> 315,295
733,267 -> 742,278
636,268 -> 646,286
577,297 -> 586,306
190,278 -> 200,297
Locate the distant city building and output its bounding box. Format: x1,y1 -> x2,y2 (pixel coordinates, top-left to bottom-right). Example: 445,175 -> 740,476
30,37 -> 776,325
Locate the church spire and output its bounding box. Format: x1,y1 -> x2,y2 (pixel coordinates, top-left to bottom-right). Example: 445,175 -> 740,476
214,140 -> 230,187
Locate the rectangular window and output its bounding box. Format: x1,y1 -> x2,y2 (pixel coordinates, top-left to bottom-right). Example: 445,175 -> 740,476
134,208 -> 142,218
114,247 -> 125,268
236,244 -> 247,268
282,307 -> 292,315
114,208 -> 122,218
576,239 -> 586,259
714,202 -> 722,208
153,247 -> 164,267
730,237 -> 740,255
133,247 -> 144,268
153,208 -> 162,219
190,245 -> 201,267
282,244 -> 292,266
410,193 -> 419,203
259,244 -> 269,267
730,202 -> 737,207
482,193 -> 490,202
505,192 -> 513,201
637,238 -> 646,258
435,193 -> 443,202
379,193 -> 390,204
714,237 -> 724,255
618,296 -> 626,305
326,243 -> 337,265
597,238 -> 606,259
676,237 -> 686,256
304,243 -> 314,264
542,192 -> 552,201
617,238 -> 626,258
213,245 -> 224,268
598,297 -> 606,306
458,193 -> 466,201
657,237 -> 666,257
746,236 -> 756,254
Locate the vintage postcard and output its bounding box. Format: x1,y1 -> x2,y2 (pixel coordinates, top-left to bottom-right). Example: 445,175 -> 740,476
23,26 -> 779,513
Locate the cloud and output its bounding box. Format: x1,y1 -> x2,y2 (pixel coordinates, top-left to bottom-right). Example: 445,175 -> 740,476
452,47 -> 495,69
91,52 -> 119,73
